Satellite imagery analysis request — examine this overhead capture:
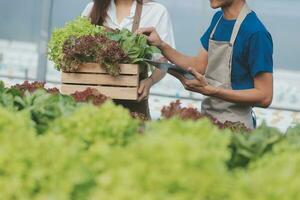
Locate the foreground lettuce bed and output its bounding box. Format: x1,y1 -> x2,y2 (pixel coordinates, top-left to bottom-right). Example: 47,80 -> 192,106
1,81 -> 300,199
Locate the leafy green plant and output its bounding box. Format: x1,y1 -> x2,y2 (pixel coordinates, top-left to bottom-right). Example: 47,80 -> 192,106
61,34 -> 128,75
88,119 -> 232,200
0,81 -> 17,109
49,102 -> 139,147
107,28 -> 160,63
13,90 -> 76,134
48,17 -> 160,74
3,81 -> 300,200
0,121 -> 95,200
0,106 -> 35,137
48,17 -> 106,70
227,123 -> 283,169
280,124 -> 300,150
230,149 -> 300,200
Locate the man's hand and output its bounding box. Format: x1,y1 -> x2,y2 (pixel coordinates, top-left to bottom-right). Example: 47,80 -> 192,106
171,67 -> 219,96
136,27 -> 164,48
137,78 -> 153,102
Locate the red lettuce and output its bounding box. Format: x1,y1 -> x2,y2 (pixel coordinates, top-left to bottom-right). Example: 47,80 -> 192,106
161,100 -> 250,132
62,34 -> 128,76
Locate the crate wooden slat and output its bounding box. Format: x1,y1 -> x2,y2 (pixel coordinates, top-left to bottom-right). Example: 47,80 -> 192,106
61,84 -> 138,100
61,63 -> 140,100
77,63 -> 139,74
62,73 -> 138,87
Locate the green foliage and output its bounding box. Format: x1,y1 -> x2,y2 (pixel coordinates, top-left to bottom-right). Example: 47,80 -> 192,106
230,150 -> 300,200
48,17 -> 105,70
0,81 -> 19,110
228,125 -> 300,200
278,124 -> 300,151
227,123 -> 283,169
16,90 -> 76,134
0,106 -> 35,137
48,17 -> 160,72
2,80 -> 300,199
0,131 -> 94,200
50,102 -> 139,147
107,29 -> 160,63
1,81 -> 78,134
89,119 -> 232,200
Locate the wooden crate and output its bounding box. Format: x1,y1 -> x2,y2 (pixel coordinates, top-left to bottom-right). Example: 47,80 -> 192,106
61,63 -> 140,100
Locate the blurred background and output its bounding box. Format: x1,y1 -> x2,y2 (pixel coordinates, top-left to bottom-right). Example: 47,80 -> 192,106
0,0 -> 299,130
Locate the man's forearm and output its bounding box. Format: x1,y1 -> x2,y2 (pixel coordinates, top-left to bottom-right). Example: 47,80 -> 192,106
213,87 -> 272,108
159,42 -> 199,71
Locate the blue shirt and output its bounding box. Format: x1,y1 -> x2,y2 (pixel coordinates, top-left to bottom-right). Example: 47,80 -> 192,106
201,11 -> 273,90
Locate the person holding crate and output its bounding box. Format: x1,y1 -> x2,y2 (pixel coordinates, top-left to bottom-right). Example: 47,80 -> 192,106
137,0 -> 273,129
82,0 -> 175,119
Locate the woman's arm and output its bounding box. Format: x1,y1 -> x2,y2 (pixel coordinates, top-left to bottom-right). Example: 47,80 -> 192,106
137,58 -> 167,102
138,68 -> 166,102
137,6 -> 181,101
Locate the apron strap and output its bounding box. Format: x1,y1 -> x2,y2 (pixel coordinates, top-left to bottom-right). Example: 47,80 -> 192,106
210,15 -> 223,39
229,3 -> 252,45
132,1 -> 148,77
132,0 -> 143,32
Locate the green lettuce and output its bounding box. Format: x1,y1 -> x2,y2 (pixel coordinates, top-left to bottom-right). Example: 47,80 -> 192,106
48,17 -> 105,70
48,17 -> 160,71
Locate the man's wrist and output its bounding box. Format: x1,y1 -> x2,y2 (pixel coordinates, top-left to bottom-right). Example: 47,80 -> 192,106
210,86 -> 221,97
204,85 -> 220,97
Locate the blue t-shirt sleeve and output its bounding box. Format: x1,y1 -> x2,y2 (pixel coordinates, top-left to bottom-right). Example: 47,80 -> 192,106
248,31 -> 273,77
200,11 -> 222,51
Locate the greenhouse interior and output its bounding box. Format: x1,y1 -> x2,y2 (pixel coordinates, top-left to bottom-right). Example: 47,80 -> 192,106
1,0 -> 300,199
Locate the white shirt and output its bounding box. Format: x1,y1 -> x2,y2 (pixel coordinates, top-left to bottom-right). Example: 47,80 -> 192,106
81,1 -> 175,48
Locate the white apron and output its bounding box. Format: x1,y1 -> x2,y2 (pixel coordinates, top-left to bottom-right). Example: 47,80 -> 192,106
201,4 -> 255,129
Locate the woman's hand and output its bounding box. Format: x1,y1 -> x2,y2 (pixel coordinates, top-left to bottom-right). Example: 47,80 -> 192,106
136,27 -> 164,48
173,67 -> 219,96
138,77 -> 154,102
